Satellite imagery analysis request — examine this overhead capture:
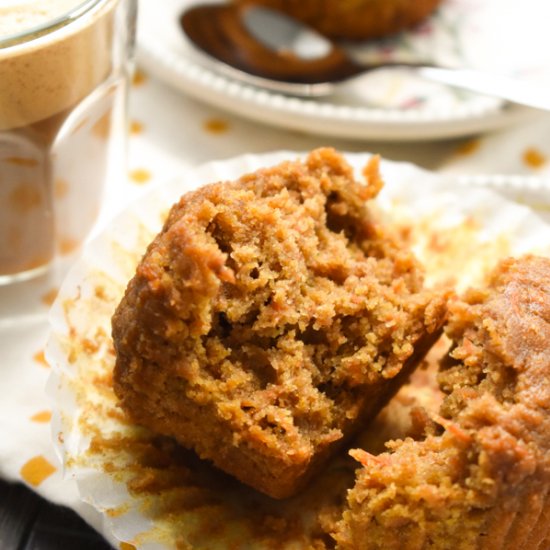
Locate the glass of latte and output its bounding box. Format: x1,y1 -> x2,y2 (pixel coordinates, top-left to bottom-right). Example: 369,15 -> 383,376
0,0 -> 136,283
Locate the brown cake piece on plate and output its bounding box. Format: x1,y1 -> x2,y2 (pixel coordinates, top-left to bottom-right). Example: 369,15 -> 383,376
112,148 -> 447,499
233,0 -> 443,41
334,255 -> 550,549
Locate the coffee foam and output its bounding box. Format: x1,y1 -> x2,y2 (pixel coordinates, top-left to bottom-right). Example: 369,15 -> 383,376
0,0 -> 85,38
0,0 -> 116,130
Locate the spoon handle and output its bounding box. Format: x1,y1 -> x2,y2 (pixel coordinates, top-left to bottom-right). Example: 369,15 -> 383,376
417,67 -> 548,111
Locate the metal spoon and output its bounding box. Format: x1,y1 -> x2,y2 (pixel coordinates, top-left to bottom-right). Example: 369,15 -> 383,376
181,4 -> 550,110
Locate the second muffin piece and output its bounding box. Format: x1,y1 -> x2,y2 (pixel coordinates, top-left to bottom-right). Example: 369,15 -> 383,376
334,255 -> 550,549
112,148 -> 447,499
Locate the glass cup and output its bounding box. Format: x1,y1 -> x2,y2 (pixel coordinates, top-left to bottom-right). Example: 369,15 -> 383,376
0,0 -> 136,284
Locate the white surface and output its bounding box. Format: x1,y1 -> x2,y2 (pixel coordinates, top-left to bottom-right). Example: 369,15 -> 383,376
0,60 -> 549,546
136,0 -> 547,141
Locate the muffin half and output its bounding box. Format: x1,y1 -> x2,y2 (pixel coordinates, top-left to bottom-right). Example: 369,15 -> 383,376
112,148 -> 447,499
335,255 -> 550,549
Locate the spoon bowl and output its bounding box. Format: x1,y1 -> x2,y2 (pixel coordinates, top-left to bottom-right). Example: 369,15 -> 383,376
180,3 -> 550,110
180,4 -> 424,97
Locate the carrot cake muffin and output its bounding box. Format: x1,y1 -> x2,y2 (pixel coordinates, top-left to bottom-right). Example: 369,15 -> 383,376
233,0 -> 443,40
112,148 -> 447,499
334,255 -> 550,549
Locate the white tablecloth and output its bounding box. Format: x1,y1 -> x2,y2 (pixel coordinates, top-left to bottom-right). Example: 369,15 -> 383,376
1,65 -> 549,545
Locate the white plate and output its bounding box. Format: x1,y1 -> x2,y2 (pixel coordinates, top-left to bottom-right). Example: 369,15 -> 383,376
46,151 -> 550,548
136,0 -> 546,141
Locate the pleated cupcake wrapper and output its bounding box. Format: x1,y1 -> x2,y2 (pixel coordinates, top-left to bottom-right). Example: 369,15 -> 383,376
45,151 -> 550,548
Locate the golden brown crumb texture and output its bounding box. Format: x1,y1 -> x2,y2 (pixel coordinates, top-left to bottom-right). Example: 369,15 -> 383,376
335,255 -> 550,550
112,148 -> 446,499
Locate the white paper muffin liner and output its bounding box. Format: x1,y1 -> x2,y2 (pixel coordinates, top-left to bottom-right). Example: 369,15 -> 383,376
46,151 -> 550,549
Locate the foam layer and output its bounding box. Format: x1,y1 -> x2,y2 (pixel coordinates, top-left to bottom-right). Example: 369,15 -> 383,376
0,0 -> 86,38
0,0 -> 115,129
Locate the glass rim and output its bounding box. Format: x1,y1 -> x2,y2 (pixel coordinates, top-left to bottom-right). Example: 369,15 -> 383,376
0,0 -> 108,48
